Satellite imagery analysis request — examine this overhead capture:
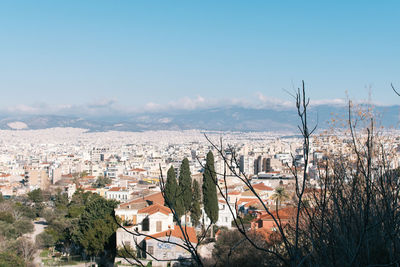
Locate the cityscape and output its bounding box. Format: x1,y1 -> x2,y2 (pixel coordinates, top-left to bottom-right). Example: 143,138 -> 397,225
0,1 -> 400,267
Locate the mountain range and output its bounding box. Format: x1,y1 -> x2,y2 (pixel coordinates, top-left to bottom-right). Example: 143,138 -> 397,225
0,104 -> 399,132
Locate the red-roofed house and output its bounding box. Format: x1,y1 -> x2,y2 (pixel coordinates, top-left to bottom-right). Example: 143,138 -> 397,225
116,201 -> 174,252
115,192 -> 198,265
120,192 -> 165,207
251,206 -> 296,233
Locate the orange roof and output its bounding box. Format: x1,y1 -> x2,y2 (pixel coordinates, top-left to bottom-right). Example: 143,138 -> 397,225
252,183 -> 274,191
145,226 -> 198,244
138,203 -> 172,216
258,206 -> 297,221
108,187 -> 127,192
108,187 -> 121,191
228,191 -> 241,195
120,192 -> 164,207
237,198 -> 259,205
0,174 -> 10,178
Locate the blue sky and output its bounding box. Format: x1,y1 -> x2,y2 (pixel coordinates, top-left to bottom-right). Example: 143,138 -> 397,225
0,1 -> 399,114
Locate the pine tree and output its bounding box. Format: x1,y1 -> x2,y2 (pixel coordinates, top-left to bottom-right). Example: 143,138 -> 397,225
179,158 -> 192,213
202,151 -> 219,224
190,179 -> 202,226
164,166 -> 184,220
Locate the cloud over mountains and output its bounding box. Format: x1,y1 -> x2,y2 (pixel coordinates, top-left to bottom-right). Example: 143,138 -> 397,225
1,93 -> 354,118
0,95 -> 398,132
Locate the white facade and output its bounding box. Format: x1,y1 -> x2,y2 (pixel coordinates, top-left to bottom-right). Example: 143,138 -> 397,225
201,200 -> 236,229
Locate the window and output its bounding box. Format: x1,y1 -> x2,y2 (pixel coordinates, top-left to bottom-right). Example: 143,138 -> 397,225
156,221 -> 162,232
142,217 -> 150,231
148,246 -> 154,255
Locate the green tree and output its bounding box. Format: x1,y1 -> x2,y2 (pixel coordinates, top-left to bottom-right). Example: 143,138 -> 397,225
28,188 -> 43,203
92,176 -> 112,188
164,166 -> 184,219
54,191 -> 69,210
70,193 -> 119,256
0,211 -> 15,224
14,203 -> 36,220
190,180 -> 202,226
0,251 -> 25,267
164,166 -> 178,207
36,231 -> 56,248
179,158 -> 192,213
202,151 -> 219,224
14,219 -> 34,236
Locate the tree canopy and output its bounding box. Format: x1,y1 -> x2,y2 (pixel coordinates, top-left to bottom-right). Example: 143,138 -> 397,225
179,158 -> 192,213
190,179 -> 202,226
164,166 -> 184,219
202,151 -> 219,224
70,193 -> 119,256
28,188 -> 44,203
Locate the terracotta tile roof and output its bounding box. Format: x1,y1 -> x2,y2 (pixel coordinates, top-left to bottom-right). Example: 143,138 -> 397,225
108,187 -> 122,191
130,168 -> 146,172
252,183 -> 274,191
108,187 -> 127,192
145,226 -> 198,244
138,203 -> 172,216
237,198 -> 259,205
258,206 -> 297,221
120,192 -> 164,207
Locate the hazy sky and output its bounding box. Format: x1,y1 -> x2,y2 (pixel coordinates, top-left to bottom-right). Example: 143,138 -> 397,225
0,1 -> 399,114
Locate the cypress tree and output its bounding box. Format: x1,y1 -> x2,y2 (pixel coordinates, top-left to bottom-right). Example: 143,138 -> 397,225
202,151 -> 219,224
164,166 -> 184,220
164,166 -> 177,207
179,158 -> 192,213
190,179 -> 202,226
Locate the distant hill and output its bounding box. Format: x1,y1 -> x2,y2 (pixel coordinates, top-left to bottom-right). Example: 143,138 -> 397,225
0,104 -> 399,132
